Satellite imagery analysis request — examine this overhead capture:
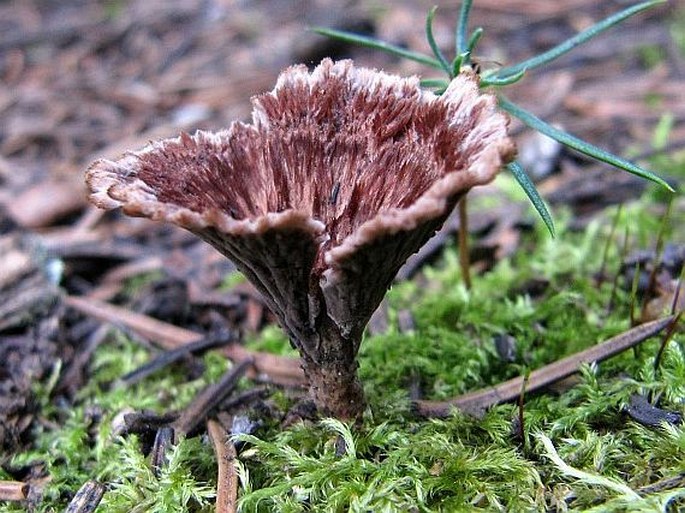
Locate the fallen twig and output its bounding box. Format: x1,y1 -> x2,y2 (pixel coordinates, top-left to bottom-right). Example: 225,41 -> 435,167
219,386 -> 272,413
56,323 -> 109,396
415,316 -> 675,418
207,419 -> 239,513
0,480 -> 28,501
653,311 -> 683,374
638,473 -> 685,495
172,359 -> 253,437
117,330 -> 238,387
63,295 -> 305,386
115,410 -> 178,438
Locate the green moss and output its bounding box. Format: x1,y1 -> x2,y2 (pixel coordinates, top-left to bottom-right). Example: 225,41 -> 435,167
220,270 -> 247,290
637,44 -> 667,69
671,6 -> 685,57
236,203 -> 685,511
97,436 -> 216,513
6,336 -> 226,512
7,199 -> 685,512
244,325 -> 295,356
237,418 -> 542,512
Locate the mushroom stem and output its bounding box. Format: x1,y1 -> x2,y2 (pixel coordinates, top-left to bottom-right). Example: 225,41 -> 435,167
296,321 -> 365,421
301,358 -> 365,422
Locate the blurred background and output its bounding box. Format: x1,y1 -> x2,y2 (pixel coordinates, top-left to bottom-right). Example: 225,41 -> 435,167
1,1 -> 683,230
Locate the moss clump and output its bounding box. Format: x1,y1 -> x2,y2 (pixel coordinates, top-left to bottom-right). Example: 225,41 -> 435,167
236,196 -> 685,511
5,334 -> 228,512
6,189 -> 685,512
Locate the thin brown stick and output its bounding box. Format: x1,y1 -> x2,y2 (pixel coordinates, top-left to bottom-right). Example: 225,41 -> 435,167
415,316 -> 675,418
207,419 -> 238,513
57,323 -> 109,396
173,360 -> 253,437
64,295 -> 198,347
0,480 -> 28,501
653,312 -> 682,374
220,386 -> 272,412
517,371 -> 529,450
640,198 -> 673,321
118,330 -> 237,387
670,263 -> 685,315
597,205 -> 622,287
63,295 -> 305,385
458,198 -> 472,289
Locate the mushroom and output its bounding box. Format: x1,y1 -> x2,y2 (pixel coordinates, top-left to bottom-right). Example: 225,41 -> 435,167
86,59 -> 515,420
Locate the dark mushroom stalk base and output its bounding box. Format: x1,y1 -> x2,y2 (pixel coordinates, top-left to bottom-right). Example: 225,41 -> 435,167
86,59 -> 515,421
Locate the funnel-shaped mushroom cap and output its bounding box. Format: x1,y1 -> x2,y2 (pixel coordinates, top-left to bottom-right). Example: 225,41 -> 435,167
87,59 -> 514,352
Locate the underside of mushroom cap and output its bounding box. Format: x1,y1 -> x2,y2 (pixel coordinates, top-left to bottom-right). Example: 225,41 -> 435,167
86,58 -> 514,346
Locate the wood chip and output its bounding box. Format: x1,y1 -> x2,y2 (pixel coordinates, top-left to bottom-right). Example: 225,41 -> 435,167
0,480 -> 28,501
4,177 -> 87,228
150,426 -> 175,477
64,480 -> 105,513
